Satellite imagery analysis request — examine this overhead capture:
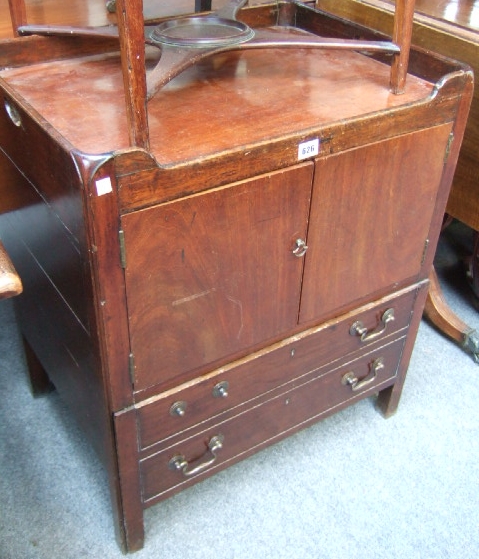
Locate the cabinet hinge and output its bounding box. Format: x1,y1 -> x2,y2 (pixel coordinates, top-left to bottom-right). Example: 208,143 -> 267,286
421,239 -> 430,266
128,353 -> 136,386
119,229 -> 126,269
444,133 -> 454,164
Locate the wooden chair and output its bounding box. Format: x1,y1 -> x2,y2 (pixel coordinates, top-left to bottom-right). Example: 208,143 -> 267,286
7,0 -> 26,37
0,241 -> 22,300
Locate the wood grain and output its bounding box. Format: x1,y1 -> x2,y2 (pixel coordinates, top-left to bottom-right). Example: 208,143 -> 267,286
123,164 -> 313,392
300,124 -> 453,323
315,0 -> 479,230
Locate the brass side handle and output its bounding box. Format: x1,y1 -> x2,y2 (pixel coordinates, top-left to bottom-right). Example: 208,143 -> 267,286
168,435 -> 224,477
341,357 -> 384,392
349,308 -> 395,342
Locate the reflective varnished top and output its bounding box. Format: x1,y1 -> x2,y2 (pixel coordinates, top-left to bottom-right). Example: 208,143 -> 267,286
0,45 -> 433,163
388,0 -> 479,31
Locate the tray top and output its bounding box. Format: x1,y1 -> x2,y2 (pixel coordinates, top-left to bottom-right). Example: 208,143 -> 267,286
0,45 -> 433,163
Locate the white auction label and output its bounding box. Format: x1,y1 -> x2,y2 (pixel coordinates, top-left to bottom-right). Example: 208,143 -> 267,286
298,138 -> 320,160
95,176 -> 113,196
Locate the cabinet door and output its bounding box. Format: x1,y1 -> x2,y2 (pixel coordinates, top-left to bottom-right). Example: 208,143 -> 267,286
122,163 -> 313,391
299,124 -> 452,324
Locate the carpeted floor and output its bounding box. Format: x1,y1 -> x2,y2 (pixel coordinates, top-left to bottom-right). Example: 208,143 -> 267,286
1,220 -> 478,559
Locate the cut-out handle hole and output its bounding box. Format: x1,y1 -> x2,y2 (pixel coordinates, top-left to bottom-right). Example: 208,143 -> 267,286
5,99 -> 22,127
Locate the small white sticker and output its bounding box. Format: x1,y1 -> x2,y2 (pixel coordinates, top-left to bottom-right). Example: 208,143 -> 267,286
95,176 -> 113,196
298,138 -> 320,160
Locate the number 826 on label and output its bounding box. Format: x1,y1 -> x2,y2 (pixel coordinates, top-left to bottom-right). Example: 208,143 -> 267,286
298,138 -> 320,160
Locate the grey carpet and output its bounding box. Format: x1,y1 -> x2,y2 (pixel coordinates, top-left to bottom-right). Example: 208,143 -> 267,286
1,220 -> 478,559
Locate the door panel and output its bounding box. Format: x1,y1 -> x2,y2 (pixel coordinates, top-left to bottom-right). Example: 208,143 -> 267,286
299,124 -> 452,323
123,163 -> 313,391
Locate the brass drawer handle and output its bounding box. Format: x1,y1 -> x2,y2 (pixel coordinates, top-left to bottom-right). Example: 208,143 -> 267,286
168,435 -> 224,477
170,401 -> 187,417
341,357 -> 384,392
212,381 -> 229,398
349,308 -> 395,342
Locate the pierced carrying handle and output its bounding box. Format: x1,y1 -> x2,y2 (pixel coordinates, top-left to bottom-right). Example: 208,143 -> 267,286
168,435 -> 224,477
349,308 -> 395,342
341,357 -> 384,392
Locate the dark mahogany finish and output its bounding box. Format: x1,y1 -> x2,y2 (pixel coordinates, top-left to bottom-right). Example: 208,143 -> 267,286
0,0 -> 473,553
315,0 -> 479,358
316,0 -> 479,228
123,163 -> 313,390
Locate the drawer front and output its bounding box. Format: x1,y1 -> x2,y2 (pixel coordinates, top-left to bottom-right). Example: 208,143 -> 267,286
136,285 -> 419,450
140,337 -> 406,503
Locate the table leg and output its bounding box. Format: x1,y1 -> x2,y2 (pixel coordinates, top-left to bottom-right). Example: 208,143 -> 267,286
424,266 -> 479,363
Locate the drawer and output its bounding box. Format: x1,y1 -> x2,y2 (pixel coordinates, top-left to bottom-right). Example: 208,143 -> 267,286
136,285 -> 419,450
139,336 -> 406,503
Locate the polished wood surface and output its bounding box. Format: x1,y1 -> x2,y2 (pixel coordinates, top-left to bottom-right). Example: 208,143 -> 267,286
389,0 -> 415,92
1,0 -> 416,149
1,1 -> 198,38
7,0 -> 27,35
402,0 -> 479,31
2,0 -> 114,37
425,266 -> 479,358
316,0 -> 479,230
0,46 -> 433,159
315,0 -> 479,361
116,0 -> 149,149
318,0 -> 479,32
123,164 -> 313,390
136,286 -> 419,449
300,125 -> 452,322
140,337 -> 406,502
